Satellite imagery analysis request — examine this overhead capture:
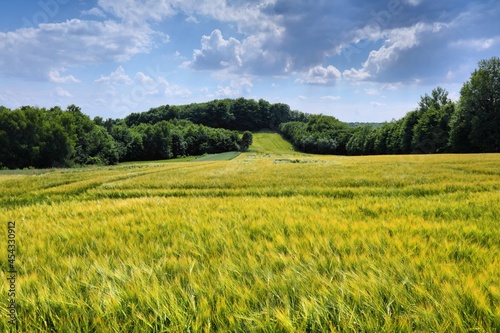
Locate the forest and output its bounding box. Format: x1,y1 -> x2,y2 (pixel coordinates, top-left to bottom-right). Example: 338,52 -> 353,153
280,57 -> 499,155
0,57 -> 498,169
0,105 -> 253,169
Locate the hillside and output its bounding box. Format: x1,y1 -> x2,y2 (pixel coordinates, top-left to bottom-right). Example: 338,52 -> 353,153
248,131 -> 295,155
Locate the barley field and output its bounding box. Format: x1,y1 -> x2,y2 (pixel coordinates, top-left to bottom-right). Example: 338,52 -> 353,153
0,132 -> 499,332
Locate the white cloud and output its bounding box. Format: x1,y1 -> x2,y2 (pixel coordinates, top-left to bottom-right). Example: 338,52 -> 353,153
165,85 -> 192,97
365,89 -> 379,95
135,72 -> 156,87
185,15 -> 199,24
56,87 -> 72,97
81,7 -> 106,18
0,19 -> 156,80
49,68 -> 80,84
297,65 -> 341,85
321,95 -> 341,101
381,82 -> 402,91
214,77 -> 254,97
97,0 -> 176,23
343,68 -> 371,81
232,77 -> 254,94
94,0 -> 280,46
95,66 -> 133,85
157,77 -> 192,98
370,102 -> 386,107
343,22 -> 445,82
132,72 -> 159,95
449,37 -> 499,51
216,85 -> 237,97
188,29 -> 242,70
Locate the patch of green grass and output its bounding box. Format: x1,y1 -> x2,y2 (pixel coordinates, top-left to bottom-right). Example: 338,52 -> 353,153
119,156 -> 197,165
191,151 -> 241,162
249,131 -> 295,155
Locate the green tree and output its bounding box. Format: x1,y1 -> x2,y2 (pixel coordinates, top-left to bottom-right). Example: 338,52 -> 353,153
239,131 -> 253,151
412,87 -> 454,154
269,103 -> 292,130
347,126 -> 374,155
40,107 -> 75,167
86,126 -> 119,165
449,57 -> 500,152
398,110 -> 420,153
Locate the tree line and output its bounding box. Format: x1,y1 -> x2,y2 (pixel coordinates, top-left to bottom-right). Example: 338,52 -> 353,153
280,57 -> 499,155
0,104 -> 252,169
0,57 -> 498,169
123,98 -> 307,131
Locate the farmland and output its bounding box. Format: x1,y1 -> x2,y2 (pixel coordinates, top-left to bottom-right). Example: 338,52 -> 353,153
0,133 -> 499,332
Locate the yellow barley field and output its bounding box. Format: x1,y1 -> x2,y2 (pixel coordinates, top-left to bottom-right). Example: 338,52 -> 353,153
0,133 -> 499,332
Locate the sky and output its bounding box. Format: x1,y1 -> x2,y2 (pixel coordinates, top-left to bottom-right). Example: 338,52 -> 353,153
0,0 -> 499,122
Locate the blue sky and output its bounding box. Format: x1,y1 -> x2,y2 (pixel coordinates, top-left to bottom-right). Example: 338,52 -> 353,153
0,0 -> 499,122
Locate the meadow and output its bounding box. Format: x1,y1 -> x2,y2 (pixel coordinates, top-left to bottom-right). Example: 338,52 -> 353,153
0,133 -> 499,332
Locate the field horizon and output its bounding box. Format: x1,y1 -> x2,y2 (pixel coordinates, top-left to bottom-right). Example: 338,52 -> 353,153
1,132 -> 499,332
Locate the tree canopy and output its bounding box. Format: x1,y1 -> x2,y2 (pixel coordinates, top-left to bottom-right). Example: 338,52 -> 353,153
449,57 -> 500,152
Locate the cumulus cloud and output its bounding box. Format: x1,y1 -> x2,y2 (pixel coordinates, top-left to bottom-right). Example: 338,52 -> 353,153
157,77 -> 192,98
343,22 -> 447,82
343,68 -> 371,81
0,19 -> 156,80
296,65 -> 341,86
216,85 -> 237,97
215,77 -> 254,97
188,29 -> 242,70
49,68 -> 81,84
2,0 -> 500,94
95,66 -> 133,85
92,0 -> 494,86
55,87 -> 72,97
135,72 -> 156,87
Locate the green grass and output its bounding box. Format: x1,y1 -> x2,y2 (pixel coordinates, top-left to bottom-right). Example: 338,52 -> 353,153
191,151 -> 241,162
119,156 -> 198,164
0,133 -> 499,332
249,131 -> 295,155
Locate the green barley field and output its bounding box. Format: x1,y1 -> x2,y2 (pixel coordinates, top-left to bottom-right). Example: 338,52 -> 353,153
1,132 -> 499,332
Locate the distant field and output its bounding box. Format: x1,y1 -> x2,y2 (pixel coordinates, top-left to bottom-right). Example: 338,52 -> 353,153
249,131 -> 295,155
191,151 -> 241,162
0,133 -> 499,332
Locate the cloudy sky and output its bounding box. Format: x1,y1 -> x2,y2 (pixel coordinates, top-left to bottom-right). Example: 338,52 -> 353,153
0,0 -> 499,122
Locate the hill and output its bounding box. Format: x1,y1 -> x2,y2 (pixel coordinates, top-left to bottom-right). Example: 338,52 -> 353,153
248,131 -> 295,155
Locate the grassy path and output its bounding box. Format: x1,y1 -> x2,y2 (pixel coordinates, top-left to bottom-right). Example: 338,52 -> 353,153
248,131 -> 295,155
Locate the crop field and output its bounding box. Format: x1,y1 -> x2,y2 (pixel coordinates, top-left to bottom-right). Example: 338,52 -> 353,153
0,133 -> 499,332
